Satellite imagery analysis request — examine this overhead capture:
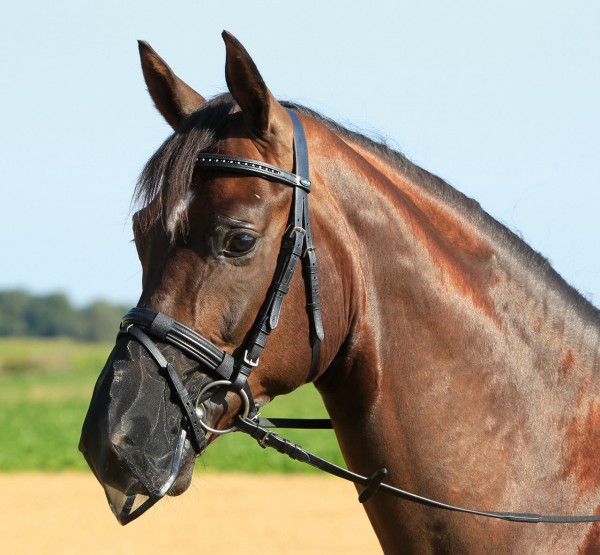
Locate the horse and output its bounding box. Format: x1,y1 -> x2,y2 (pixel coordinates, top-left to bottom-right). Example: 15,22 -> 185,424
79,32 -> 600,554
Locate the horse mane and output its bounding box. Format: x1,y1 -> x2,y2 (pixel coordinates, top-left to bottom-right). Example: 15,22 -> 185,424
134,94 -> 236,236
282,101 -> 600,323
135,94 -> 599,321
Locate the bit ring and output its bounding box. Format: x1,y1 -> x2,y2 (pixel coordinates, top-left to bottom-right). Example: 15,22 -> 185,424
195,380 -> 250,435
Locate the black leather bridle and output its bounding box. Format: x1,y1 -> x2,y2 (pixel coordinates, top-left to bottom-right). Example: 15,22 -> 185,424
121,108 -> 322,452
119,108 -> 600,525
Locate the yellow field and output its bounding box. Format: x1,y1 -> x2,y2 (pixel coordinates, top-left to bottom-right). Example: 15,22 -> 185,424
1,472 -> 381,554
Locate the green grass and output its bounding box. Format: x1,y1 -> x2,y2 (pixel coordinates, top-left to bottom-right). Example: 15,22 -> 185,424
0,338 -> 112,471
0,338 -> 344,473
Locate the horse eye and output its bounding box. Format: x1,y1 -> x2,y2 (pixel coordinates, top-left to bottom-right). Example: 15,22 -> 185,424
224,232 -> 257,255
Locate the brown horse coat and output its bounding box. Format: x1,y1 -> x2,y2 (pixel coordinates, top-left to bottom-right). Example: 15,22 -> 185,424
80,33 -> 600,554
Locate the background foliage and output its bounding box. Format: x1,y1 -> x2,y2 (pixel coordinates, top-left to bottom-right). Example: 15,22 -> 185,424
0,337 -> 343,473
0,289 -> 128,342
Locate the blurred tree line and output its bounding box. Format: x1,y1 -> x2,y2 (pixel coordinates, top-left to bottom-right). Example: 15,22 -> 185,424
0,290 -> 129,342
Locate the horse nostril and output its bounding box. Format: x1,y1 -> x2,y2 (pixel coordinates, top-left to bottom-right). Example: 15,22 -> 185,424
110,431 -> 129,448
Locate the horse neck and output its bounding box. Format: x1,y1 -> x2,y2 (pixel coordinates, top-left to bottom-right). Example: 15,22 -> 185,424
312,130 -> 600,542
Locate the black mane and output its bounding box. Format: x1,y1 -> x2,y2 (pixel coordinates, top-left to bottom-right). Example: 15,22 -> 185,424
135,95 -> 236,234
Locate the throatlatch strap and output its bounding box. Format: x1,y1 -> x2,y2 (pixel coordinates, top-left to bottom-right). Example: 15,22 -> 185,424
288,109 -> 323,377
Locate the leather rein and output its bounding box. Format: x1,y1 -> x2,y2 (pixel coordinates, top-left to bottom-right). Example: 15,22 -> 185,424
120,109 -> 600,525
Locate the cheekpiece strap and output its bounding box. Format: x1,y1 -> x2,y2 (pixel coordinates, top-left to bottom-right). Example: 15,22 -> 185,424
239,108 -> 324,385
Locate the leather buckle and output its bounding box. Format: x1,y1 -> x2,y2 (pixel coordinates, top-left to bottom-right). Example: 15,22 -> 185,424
303,245 -> 316,258
287,225 -> 306,239
243,350 -> 260,367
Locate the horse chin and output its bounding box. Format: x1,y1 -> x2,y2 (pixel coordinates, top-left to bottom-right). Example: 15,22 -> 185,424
167,442 -> 196,496
168,473 -> 193,496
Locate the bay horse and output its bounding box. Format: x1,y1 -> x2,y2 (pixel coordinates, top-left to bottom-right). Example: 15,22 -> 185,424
79,32 -> 600,554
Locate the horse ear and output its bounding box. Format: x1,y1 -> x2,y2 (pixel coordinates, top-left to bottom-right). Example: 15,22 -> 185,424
222,31 -> 289,140
138,40 -> 206,129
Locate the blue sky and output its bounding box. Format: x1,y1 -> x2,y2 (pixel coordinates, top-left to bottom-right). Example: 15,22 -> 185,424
1,0 -> 599,306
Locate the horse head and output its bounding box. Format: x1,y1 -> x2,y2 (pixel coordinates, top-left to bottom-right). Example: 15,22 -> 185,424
79,32 -> 339,523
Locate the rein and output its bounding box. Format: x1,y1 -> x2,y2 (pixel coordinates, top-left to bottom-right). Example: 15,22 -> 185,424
121,109 -> 600,525
235,417 -> 600,524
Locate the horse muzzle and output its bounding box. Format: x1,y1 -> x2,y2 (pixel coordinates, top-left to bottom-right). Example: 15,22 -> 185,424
79,337 -> 204,524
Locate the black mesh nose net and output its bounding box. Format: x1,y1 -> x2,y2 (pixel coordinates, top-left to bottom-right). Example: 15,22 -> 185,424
80,338 -> 206,524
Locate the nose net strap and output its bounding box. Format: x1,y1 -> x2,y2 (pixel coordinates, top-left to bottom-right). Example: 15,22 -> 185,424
124,325 -> 206,453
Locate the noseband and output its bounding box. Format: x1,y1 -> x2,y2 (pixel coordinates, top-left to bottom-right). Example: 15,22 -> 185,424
120,108 -> 323,454
118,109 -> 600,526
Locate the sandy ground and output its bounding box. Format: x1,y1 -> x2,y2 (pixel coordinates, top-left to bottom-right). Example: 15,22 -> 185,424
0,472 -> 381,554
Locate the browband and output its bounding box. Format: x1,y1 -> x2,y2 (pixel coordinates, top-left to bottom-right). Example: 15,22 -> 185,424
196,154 -> 311,192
